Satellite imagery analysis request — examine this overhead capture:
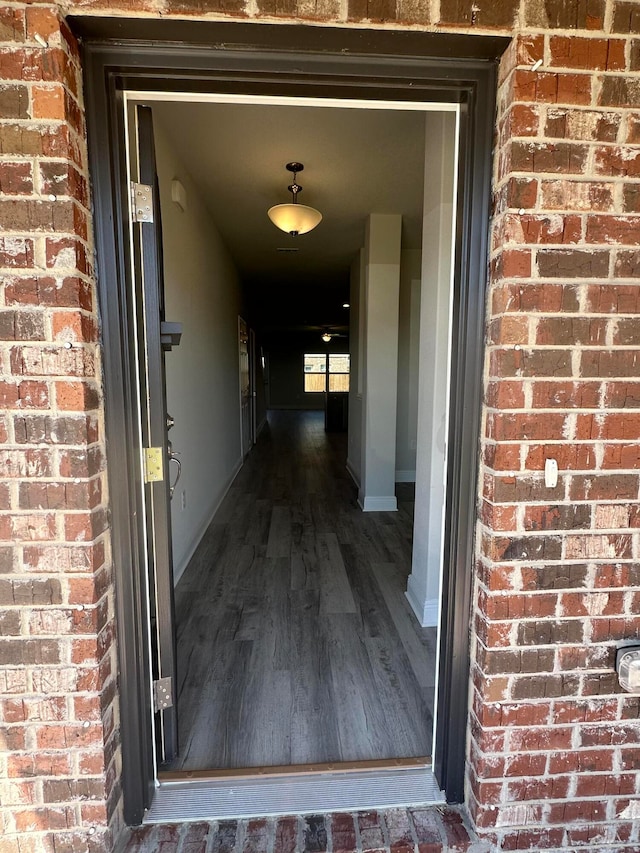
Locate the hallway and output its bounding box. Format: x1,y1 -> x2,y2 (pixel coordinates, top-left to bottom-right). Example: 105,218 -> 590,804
166,411 -> 436,772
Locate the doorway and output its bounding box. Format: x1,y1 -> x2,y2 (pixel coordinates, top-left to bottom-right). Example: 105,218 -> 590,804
128,92 -> 447,777
76,17 -> 504,824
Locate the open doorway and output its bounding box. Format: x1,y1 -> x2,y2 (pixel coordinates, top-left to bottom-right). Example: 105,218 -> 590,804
79,19 -> 500,822
127,95 -> 457,779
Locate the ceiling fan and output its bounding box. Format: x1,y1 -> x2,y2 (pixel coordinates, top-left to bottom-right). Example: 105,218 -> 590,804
318,326 -> 348,343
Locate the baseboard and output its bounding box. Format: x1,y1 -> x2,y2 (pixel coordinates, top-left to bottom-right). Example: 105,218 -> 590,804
395,469 -> 416,483
358,495 -> 398,512
346,458 -> 361,489
405,575 -> 439,627
172,456 -> 243,586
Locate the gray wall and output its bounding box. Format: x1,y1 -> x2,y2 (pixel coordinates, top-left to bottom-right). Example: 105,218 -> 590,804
155,120 -> 244,584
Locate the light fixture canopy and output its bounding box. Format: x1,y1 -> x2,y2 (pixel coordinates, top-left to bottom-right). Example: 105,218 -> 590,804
268,162 -> 322,237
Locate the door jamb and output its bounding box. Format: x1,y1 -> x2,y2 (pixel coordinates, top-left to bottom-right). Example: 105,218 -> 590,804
74,17 -> 507,824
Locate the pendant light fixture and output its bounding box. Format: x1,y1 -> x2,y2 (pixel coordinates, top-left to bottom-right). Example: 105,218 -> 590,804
268,162 -> 322,237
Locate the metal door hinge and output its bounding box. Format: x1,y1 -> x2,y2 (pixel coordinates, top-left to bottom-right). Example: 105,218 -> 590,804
131,182 -> 154,223
153,677 -> 173,712
143,447 -> 164,483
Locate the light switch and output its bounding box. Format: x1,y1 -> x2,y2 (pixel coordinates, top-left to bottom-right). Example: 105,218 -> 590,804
544,458 -> 558,488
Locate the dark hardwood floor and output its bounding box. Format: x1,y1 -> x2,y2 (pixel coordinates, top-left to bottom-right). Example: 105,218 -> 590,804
165,410 -> 436,772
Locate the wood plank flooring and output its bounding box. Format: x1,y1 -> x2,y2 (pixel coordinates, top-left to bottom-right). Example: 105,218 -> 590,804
166,411 -> 436,772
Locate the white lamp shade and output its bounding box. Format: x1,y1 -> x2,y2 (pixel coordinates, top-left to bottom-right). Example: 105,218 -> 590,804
268,203 -> 322,236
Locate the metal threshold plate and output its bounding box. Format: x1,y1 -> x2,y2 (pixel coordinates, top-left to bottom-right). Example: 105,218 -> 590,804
144,766 -> 443,823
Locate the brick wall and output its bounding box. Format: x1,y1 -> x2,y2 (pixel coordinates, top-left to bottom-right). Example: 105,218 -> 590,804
0,6 -> 119,852
1,1 -> 639,852
473,12 -> 640,849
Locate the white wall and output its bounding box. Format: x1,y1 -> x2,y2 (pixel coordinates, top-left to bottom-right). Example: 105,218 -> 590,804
395,249 -> 422,481
406,111 -> 457,627
154,120 -> 243,584
358,214 -> 402,512
348,244 -> 422,489
346,250 -> 364,486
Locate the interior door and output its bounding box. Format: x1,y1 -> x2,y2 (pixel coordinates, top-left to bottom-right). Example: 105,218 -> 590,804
239,317 -> 252,456
130,105 -> 179,764
250,327 -> 257,443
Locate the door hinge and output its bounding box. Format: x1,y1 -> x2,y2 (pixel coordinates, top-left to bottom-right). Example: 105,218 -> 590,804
131,182 -> 154,223
153,677 -> 173,712
143,447 -> 164,483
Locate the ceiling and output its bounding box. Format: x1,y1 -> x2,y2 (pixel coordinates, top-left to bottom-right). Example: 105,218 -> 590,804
151,99 -> 430,337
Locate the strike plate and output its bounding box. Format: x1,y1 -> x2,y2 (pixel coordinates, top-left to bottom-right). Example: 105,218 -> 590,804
144,447 -> 164,483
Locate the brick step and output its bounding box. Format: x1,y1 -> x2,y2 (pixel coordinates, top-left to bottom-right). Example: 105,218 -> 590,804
121,806 -> 489,853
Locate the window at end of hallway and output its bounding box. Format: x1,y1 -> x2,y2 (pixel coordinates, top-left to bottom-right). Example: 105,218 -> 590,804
304,353 -> 350,393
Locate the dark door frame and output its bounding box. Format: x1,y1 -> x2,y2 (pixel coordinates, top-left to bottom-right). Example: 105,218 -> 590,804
73,16 -> 508,825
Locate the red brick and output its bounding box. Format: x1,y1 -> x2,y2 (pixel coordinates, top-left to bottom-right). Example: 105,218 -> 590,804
439,0 -> 517,27
358,812 -> 385,851
498,828 -> 565,850
512,70 -> 591,106
537,248 -> 610,278
0,6 -> 25,41
546,108 -> 621,142
492,282 -> 580,314
504,104 -> 540,138
549,748 -> 614,774
331,814 -> 356,853
540,179 -> 614,211
587,282 -> 640,309
4,276 -> 93,310
0,236 -> 35,268
52,311 -> 97,343
506,775 -> 570,801
549,36 -> 626,71
274,817 -> 297,853
599,76 -> 640,108
383,809 -> 413,851
501,212 -> 582,245
510,139 -> 589,174
612,0 -> 640,34
586,214 -> 640,244
576,773 -> 637,797
505,176 -> 537,209
581,349 -> 640,378
243,819 -> 268,853
484,379 -> 525,409
504,752 -> 547,777
409,809 -> 441,847
627,114 -> 640,144
0,160 -> 33,194
594,145 -> 640,177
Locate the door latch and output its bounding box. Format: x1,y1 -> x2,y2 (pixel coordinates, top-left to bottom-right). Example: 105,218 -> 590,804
143,447 -> 164,483
153,677 -> 173,711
